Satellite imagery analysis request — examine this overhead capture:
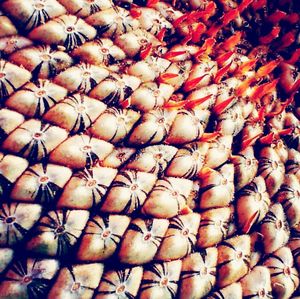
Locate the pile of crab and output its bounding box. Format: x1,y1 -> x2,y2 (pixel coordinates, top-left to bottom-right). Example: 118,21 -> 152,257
0,0 -> 299,298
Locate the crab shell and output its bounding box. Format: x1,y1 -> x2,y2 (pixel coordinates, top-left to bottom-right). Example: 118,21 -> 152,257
86,7 -> 140,39
128,57 -> 171,83
10,163 -> 72,204
258,146 -> 285,197
89,108 -> 140,144
57,166 -> 117,209
48,263 -> 104,298
179,248 -> 218,298
100,170 -> 157,214
204,135 -> 233,169
77,214 -> 130,261
0,13 -> 17,37
95,266 -> 143,298
130,82 -> 174,111
1,0 -> 66,31
155,213 -> 201,261
10,45 -> 73,79
286,149 -> 300,180
263,246 -> 299,299
44,93 -> 107,134
0,202 -> 42,246
5,79 -> 68,118
165,141 -> 209,179
260,203 -> 290,254
199,163 -> 234,209
237,176 -> 270,233
0,60 -> 32,98
140,260 -> 182,299
125,144 -> 177,175
29,15 -> 97,51
240,266 -> 272,298
231,146 -> 258,191
71,38 -> 126,67
0,258 -> 59,298
0,108 -> 24,142
54,63 -> 109,94
49,134 -> 114,169
197,206 -> 234,248
58,0 -> 113,17
26,209 -> 90,257
276,174 -> 300,229
0,153 -> 28,190
165,109 -> 210,145
279,62 -> 300,94
208,282 -> 243,299
0,35 -> 33,56
118,218 -> 169,264
141,177 -> 193,218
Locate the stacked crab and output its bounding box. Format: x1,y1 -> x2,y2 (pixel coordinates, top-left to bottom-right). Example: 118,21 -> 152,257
0,0 -> 299,298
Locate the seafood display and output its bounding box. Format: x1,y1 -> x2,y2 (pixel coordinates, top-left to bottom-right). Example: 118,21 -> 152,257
0,0 -> 299,298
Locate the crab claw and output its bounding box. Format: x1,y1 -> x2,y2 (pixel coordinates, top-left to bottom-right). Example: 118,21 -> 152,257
189,1 -> 217,22
267,10 -> 287,24
255,106 -> 266,122
147,0 -> 159,7
206,24 -> 220,38
236,78 -> 253,97
213,96 -> 236,115
200,131 -> 221,141
173,14 -> 188,28
259,27 -> 281,44
285,12 -> 299,24
219,32 -> 242,51
290,78 -> 300,94
140,43 -> 152,60
216,51 -> 235,66
192,22 -> 206,43
260,132 -> 276,144
251,0 -> 267,10
277,31 -> 296,50
182,29 -> 193,45
241,133 -> 263,150
256,59 -> 281,78
164,50 -> 187,61
184,74 -> 209,92
238,0 -> 254,12
156,28 -> 167,42
158,73 -> 179,83
278,127 -> 294,136
242,211 -> 259,233
130,7 -> 141,18
266,96 -> 293,117
286,48 -> 300,64
194,38 -> 216,59
198,166 -> 215,178
222,9 -> 239,26
163,100 -> 186,109
120,97 -> 131,108
251,79 -> 279,101
236,58 -> 257,75
203,1 -> 217,21
184,94 -> 213,109
214,62 -> 233,83
180,205 -> 193,215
